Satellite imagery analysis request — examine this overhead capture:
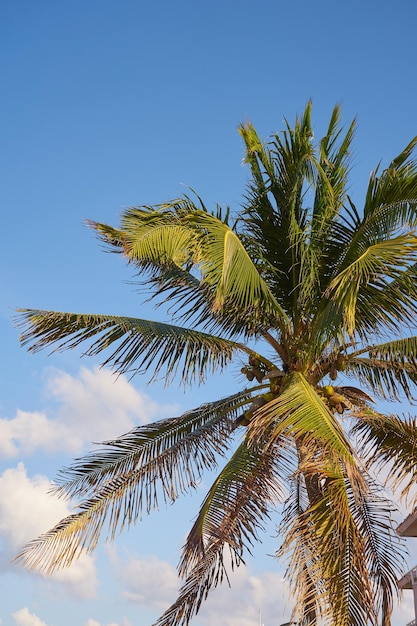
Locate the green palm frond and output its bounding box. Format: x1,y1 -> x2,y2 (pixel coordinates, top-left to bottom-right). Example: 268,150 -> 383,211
352,409 -> 417,504
312,105 -> 356,224
16,309 -> 245,384
248,373 -> 353,462
325,233 -> 417,334
94,204 -> 290,333
367,335 -> 417,363
347,355 -> 417,402
155,440 -> 286,626
363,146 -> 417,224
183,210 -> 289,327
238,103 -> 318,315
14,391 -> 253,573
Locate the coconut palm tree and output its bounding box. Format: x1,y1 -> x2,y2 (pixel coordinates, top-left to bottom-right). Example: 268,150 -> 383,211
14,102 -> 417,626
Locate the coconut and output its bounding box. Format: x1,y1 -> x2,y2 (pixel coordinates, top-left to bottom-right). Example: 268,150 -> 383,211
323,385 -> 334,397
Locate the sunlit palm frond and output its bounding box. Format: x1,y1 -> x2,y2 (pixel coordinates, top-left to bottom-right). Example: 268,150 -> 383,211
155,440 -> 286,626
14,502 -> 104,575
352,409 -> 417,505
182,210 -> 289,328
325,233 -> 417,334
96,203 -> 290,332
14,390 -> 254,574
281,461 -> 372,626
54,390 -> 254,501
354,336 -> 417,373
347,356 -> 417,402
248,373 -> 354,462
179,437 -> 290,577
363,141 -> 417,225
16,309 -> 245,384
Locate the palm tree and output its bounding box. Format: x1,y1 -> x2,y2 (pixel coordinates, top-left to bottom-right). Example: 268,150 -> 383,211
14,102 -> 417,626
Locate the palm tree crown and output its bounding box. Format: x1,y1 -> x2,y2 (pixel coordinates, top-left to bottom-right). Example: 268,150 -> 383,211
15,102 -> 417,626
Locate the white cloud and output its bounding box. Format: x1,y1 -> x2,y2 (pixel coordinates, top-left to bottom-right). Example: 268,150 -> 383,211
0,366 -> 177,458
0,410 -> 68,458
0,462 -> 97,599
11,608 -> 48,626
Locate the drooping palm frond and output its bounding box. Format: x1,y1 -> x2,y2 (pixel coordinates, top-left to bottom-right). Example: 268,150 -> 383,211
281,450 -> 404,626
94,203 -> 290,334
347,344 -> 417,402
14,390 -> 254,574
281,460 -> 372,626
154,439 -> 286,626
16,309 -> 246,384
352,409 -> 417,505
55,390 -> 254,502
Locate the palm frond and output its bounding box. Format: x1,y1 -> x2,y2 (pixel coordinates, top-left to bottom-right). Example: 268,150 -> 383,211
312,105 -> 355,226
239,103 -> 318,316
281,452 -> 404,626
179,437 -> 291,577
16,309 -> 245,384
183,210 -> 289,328
154,439 -> 286,626
352,409 -> 417,504
347,355 -> 417,401
95,204 -> 290,333
363,144 -> 417,224
14,391 -> 253,573
248,373 -> 354,462
325,233 -> 417,334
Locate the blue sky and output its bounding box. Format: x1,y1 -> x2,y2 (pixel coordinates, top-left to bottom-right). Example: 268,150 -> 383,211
2,1 -> 417,625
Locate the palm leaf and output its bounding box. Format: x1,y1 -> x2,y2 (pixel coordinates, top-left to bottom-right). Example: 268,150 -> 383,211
352,409 -> 417,504
16,309 -> 246,384
238,103 -> 318,316
94,205 -> 290,333
183,210 -> 289,327
281,451 -> 403,626
324,233 -> 417,334
154,439 -> 286,626
347,355 -> 417,402
248,373 -> 354,462
14,391 -> 253,573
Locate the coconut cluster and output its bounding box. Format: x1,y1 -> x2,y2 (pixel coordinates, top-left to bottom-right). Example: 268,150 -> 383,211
320,385 -> 347,414
236,361 -> 284,426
